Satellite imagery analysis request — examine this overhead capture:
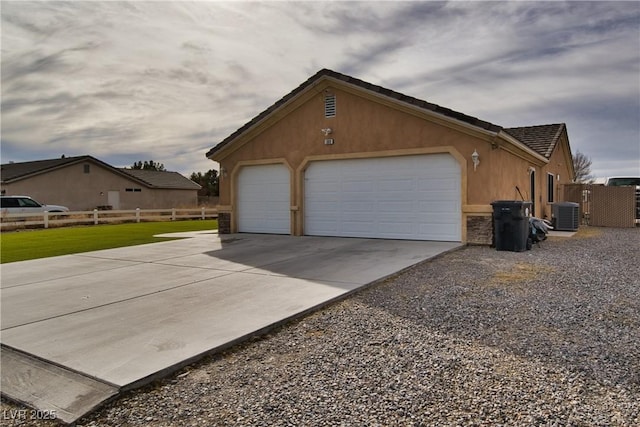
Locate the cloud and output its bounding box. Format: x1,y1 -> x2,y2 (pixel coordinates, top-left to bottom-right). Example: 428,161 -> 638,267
1,1 -> 638,178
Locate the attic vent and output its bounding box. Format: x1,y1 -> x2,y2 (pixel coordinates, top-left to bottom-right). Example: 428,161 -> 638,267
324,94 -> 336,118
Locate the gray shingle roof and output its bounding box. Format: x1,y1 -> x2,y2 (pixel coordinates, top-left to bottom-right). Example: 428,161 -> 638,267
206,69 -> 568,161
1,156 -> 93,182
504,124 -> 566,159
119,168 -> 201,190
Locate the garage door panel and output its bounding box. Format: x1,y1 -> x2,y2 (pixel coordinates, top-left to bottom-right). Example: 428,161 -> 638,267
342,221 -> 375,232
343,214 -> 373,225
418,204 -> 458,214
305,154 -> 461,241
311,220 -> 338,234
343,180 -> 375,192
380,222 -> 413,234
343,201 -> 375,212
378,201 -> 412,212
427,213 -> 459,223
384,191 -> 420,202
418,180 -> 457,191
238,164 -> 290,234
418,195 -> 457,205
305,200 -> 337,211
380,179 -> 414,191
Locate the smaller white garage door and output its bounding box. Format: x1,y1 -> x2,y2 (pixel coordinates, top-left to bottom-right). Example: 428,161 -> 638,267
237,164 -> 290,234
304,154 -> 461,241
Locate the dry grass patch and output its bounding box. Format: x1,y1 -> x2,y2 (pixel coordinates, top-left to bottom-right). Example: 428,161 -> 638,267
575,226 -> 603,239
491,262 -> 555,285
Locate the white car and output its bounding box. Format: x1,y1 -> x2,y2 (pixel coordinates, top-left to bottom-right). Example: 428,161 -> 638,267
0,196 -> 69,214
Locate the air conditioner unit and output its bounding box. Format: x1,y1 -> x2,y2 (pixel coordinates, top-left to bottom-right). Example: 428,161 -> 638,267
552,202 -> 579,231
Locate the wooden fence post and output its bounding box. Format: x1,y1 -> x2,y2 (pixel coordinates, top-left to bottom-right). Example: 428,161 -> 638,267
171,208 -> 176,221
94,209 -> 98,225
44,211 -> 49,229
201,207 -> 205,220
136,208 -> 140,223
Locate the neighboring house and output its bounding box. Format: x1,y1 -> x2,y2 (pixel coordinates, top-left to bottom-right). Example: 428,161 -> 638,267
206,69 -> 574,245
1,156 -> 201,211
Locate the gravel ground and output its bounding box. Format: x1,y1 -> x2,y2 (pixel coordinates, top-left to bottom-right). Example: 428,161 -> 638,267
2,226 -> 639,426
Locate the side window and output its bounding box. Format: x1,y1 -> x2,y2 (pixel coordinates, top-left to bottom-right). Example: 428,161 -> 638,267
547,173 -> 555,203
19,198 -> 41,207
84,164 -> 90,174
1,198 -> 19,207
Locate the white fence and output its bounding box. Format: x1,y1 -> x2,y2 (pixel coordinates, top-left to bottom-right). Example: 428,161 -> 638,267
0,208 -> 218,230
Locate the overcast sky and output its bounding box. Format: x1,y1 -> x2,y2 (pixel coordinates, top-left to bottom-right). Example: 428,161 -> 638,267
2,1 -> 639,179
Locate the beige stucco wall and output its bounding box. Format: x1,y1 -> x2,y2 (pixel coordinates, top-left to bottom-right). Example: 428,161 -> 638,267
539,131 -> 574,219
1,161 -> 198,210
212,80 -> 574,242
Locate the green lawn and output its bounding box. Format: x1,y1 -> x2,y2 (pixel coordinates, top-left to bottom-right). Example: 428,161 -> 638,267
0,220 -> 218,263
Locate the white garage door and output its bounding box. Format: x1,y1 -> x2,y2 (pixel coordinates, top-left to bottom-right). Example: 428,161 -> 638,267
304,154 -> 461,241
237,164 -> 290,234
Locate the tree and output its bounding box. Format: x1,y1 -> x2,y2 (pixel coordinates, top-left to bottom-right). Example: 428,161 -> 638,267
131,160 -> 166,171
190,169 -> 219,197
572,151 -> 594,183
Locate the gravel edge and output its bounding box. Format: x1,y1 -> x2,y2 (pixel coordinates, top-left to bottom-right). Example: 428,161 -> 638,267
2,227 -> 639,426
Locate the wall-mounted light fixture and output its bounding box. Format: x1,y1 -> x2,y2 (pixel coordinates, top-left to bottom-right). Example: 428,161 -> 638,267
321,128 -> 334,145
220,166 -> 228,178
471,149 -> 480,171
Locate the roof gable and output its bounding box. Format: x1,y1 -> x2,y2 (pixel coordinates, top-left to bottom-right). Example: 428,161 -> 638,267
205,69 -> 573,165
1,156 -> 93,182
503,124 -> 566,159
206,68 -> 504,159
1,156 -> 199,190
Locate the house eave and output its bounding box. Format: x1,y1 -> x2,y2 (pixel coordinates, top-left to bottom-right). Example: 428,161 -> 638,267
2,156 -> 155,189
206,73 -> 505,161
497,131 -> 549,164
1,156 -> 90,184
328,75 -> 502,141
206,69 -> 564,167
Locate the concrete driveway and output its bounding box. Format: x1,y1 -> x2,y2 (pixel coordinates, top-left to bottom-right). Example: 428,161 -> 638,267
0,232 -> 460,423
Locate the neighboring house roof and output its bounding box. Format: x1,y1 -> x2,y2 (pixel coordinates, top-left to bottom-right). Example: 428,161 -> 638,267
119,168 -> 201,190
206,68 -> 568,163
504,124 -> 566,159
1,155 -> 200,190
1,156 -> 95,183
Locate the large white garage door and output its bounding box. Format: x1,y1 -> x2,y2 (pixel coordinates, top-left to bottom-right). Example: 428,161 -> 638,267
237,164 -> 290,234
304,154 -> 461,241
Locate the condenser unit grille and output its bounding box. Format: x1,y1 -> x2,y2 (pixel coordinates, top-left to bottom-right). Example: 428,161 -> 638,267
553,202 -> 579,231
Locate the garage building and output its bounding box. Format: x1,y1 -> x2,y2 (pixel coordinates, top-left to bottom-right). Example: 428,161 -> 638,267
206,69 -> 574,244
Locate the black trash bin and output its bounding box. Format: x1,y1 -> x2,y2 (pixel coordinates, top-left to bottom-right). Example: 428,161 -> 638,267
491,200 -> 532,252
